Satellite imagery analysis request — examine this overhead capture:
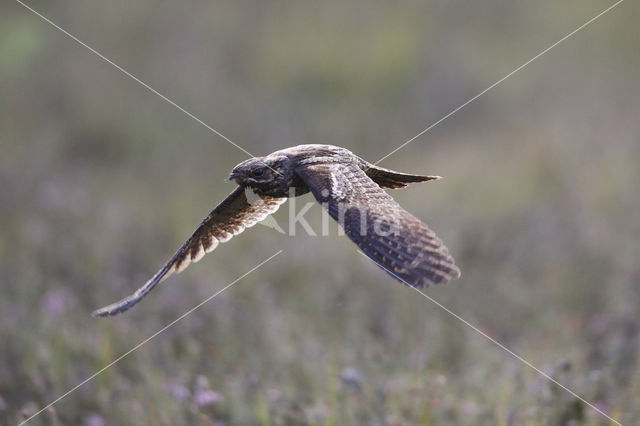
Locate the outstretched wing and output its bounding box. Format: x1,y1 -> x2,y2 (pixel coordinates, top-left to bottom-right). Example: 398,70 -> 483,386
363,163 -> 441,189
92,186 -> 286,317
295,162 -> 460,288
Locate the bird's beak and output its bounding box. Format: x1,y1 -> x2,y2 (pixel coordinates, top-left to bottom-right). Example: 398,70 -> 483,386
228,172 -> 237,181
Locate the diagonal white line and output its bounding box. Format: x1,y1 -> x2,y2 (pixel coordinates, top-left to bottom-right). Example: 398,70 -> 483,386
356,251 -> 622,425
374,0 -> 625,166
405,286 -> 622,425
14,0 -> 257,160
18,250 -> 283,426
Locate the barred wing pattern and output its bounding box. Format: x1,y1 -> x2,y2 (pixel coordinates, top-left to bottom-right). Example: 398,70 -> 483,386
295,163 -> 460,288
92,186 -> 286,316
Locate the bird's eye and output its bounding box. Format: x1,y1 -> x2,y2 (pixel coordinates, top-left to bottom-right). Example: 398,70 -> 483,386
252,167 -> 265,177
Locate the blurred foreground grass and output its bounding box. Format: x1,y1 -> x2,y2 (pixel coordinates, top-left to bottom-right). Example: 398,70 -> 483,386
1,0 -> 639,424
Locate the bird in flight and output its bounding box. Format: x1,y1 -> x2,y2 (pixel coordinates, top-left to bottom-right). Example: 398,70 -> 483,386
93,144 -> 460,317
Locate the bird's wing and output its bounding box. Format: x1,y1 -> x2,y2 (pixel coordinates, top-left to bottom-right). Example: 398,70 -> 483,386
92,186 -> 286,316
363,163 -> 441,189
295,162 -> 460,288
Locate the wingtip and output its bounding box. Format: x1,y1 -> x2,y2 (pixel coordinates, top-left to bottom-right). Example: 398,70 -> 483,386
91,298 -> 134,317
91,307 -> 112,318
451,264 -> 462,280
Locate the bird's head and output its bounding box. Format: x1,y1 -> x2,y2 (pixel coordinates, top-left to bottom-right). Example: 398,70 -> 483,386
228,155 -> 291,196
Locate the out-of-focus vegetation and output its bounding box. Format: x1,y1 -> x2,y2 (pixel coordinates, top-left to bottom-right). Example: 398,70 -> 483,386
1,0 -> 639,424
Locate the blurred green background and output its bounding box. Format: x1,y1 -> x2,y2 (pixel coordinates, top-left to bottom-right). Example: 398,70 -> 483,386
1,0 -> 639,424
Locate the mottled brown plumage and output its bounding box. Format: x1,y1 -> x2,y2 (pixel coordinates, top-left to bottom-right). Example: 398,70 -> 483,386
93,144 -> 460,317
